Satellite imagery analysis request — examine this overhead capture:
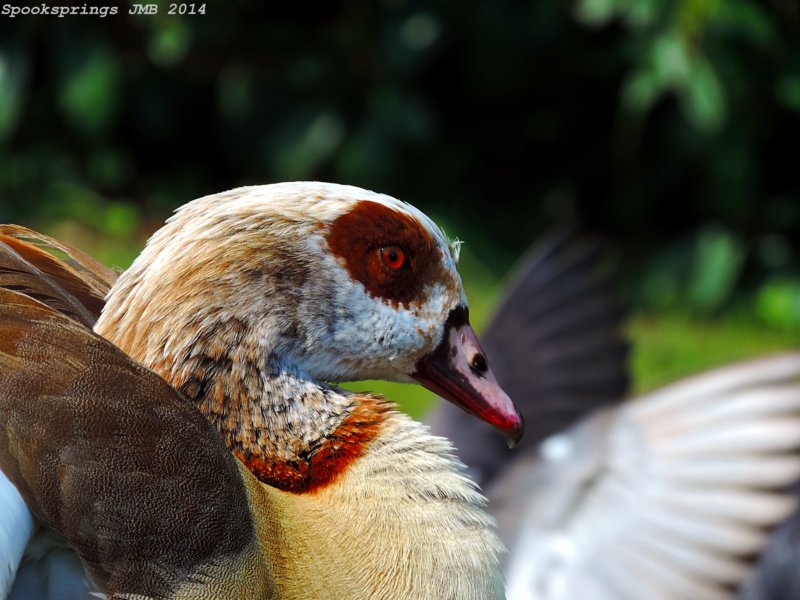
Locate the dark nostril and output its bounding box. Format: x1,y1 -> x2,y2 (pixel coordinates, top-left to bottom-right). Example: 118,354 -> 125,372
470,353 -> 488,377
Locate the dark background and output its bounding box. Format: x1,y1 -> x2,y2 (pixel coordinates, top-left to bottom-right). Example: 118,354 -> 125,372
1,1 -> 799,384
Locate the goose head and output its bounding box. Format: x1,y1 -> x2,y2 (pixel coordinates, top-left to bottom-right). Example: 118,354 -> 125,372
97,182 -> 522,463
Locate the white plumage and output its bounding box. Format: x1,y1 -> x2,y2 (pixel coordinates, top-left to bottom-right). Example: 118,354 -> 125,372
0,474 -> 33,598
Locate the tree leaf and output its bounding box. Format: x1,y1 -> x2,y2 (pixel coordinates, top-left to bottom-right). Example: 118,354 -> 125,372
687,226 -> 745,312
58,46 -> 120,136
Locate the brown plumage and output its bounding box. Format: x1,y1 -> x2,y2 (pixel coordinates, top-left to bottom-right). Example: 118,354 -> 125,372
0,225 -> 115,327
0,289 -> 273,599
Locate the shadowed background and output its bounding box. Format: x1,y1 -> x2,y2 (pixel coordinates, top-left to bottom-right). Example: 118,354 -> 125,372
0,0 -> 798,414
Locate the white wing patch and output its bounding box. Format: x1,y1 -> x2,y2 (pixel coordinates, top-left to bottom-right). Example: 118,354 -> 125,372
1,473 -> 96,600
0,471 -> 34,599
504,353 -> 800,600
8,542 -> 95,600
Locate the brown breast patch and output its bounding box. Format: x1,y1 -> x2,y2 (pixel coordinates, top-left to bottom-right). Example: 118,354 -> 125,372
233,396 -> 390,494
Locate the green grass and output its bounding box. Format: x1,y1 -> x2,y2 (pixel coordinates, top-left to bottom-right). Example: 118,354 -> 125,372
628,313 -> 799,395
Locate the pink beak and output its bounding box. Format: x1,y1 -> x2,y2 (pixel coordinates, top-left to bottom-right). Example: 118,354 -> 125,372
412,307 -> 524,447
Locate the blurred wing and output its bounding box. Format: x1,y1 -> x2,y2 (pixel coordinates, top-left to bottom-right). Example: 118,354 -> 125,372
0,289 -> 264,597
428,226 -> 629,487
503,354 -> 800,600
0,225 -> 117,326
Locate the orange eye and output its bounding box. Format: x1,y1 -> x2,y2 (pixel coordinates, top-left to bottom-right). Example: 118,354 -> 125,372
380,245 -> 406,270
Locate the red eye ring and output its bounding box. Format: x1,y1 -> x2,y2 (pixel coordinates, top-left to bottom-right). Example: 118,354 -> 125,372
380,245 -> 406,270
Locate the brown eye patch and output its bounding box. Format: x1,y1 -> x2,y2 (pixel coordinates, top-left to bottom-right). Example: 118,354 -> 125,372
326,200 -> 442,308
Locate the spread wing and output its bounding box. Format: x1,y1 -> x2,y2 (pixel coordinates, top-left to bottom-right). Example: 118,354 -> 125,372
428,227 -> 629,487
0,225 -> 117,326
501,354 -> 800,600
0,289 -> 266,598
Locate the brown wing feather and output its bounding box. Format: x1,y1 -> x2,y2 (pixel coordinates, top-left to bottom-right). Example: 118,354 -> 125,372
0,237 -> 98,328
0,225 -> 117,322
0,289 -> 266,597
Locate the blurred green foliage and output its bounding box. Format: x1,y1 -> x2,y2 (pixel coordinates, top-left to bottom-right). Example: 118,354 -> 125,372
629,312 -> 800,395
0,0 -> 798,363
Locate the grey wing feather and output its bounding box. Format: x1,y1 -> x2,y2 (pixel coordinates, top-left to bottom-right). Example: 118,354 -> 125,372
503,353 -> 800,600
738,490 -> 800,600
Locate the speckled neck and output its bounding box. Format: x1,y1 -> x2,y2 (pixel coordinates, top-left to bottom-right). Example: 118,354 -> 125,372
97,306 -> 385,492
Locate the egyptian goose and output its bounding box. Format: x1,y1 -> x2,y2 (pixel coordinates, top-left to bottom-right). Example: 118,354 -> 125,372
0,182 -> 522,599
429,229 -> 800,600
